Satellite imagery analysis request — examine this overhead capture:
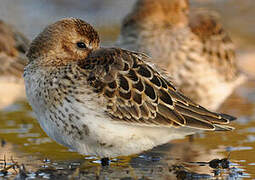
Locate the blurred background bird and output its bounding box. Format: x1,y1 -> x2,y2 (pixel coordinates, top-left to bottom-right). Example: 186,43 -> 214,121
117,0 -> 246,111
0,20 -> 30,109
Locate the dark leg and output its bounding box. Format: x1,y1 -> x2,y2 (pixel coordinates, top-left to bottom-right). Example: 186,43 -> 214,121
101,157 -> 110,166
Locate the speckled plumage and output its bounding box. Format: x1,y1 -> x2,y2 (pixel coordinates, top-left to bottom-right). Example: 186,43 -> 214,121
117,0 -> 246,110
24,18 -> 235,158
0,20 -> 30,108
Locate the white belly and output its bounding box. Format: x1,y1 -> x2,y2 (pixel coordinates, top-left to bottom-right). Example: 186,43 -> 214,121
33,100 -> 197,158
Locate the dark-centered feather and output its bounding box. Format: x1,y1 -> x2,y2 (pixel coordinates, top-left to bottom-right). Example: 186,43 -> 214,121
78,48 -> 235,131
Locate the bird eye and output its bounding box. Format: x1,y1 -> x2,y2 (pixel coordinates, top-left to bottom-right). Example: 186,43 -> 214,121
76,42 -> 87,49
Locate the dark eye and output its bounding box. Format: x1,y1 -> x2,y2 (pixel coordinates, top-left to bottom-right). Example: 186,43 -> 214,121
76,42 -> 87,49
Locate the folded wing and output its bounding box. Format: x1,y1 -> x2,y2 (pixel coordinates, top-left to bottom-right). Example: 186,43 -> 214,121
78,48 -> 235,131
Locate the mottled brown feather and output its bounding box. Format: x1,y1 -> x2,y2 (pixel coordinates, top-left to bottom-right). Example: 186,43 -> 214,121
122,0 -> 189,30
189,11 -> 239,80
0,20 -> 29,78
78,48 -> 235,130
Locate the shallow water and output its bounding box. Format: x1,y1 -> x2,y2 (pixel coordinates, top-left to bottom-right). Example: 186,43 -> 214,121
0,0 -> 255,179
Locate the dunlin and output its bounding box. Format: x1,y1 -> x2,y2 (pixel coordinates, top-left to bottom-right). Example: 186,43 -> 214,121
24,18 -> 235,165
117,0 -> 245,110
0,20 -> 29,109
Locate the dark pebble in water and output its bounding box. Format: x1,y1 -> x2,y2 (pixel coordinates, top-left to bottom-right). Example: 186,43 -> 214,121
209,158 -> 229,169
101,157 -> 110,166
221,158 -> 230,169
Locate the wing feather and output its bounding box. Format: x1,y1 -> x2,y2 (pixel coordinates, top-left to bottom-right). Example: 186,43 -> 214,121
78,48 -> 235,130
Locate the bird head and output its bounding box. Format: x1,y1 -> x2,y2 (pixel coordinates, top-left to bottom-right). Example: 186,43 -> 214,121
27,18 -> 100,66
122,0 -> 189,31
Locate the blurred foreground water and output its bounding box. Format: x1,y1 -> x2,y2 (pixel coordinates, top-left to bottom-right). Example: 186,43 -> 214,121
0,0 -> 255,179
